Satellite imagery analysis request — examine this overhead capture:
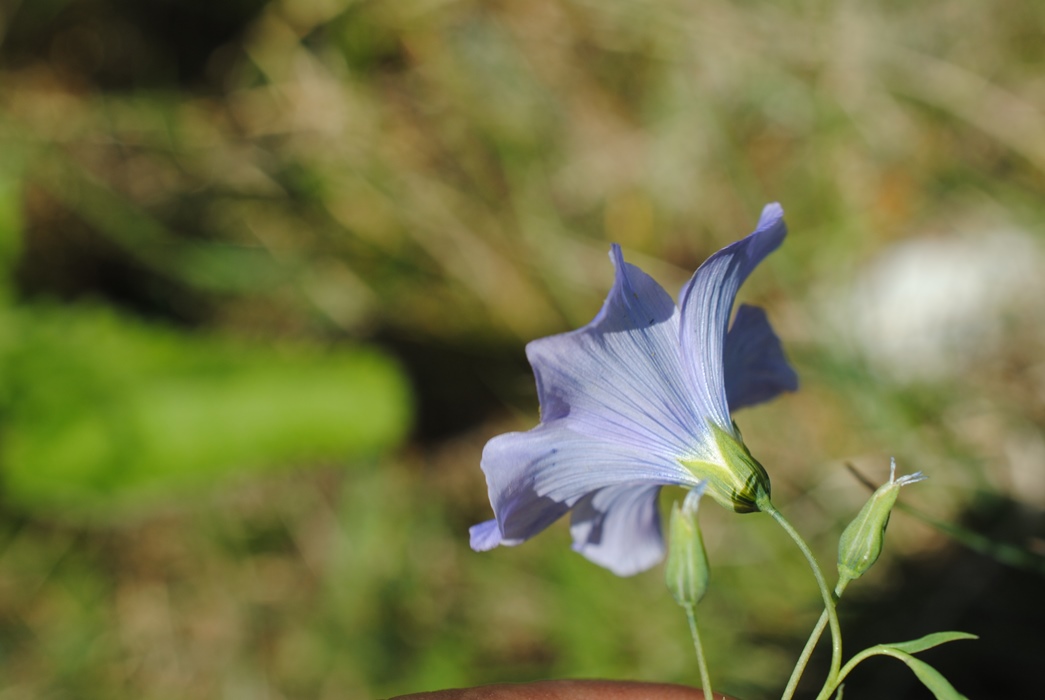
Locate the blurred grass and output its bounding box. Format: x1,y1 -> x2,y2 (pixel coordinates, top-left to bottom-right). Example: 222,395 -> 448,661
1,0 -> 1044,698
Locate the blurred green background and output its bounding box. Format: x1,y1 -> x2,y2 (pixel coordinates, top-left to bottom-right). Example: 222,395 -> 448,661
1,0 -> 1044,698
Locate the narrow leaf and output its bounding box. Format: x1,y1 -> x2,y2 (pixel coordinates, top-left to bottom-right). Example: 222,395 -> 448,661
884,631 -> 978,655
889,651 -> 969,700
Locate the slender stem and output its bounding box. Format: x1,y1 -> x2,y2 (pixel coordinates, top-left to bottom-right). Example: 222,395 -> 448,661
759,499 -> 843,696
684,603 -> 714,700
780,610 -> 828,700
779,580 -> 850,700
814,645 -> 903,700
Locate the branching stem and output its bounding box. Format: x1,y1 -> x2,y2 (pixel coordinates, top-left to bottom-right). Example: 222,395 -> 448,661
759,498 -> 843,699
780,580 -> 850,700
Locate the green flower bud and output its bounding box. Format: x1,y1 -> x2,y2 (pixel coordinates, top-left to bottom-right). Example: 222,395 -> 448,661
837,458 -> 926,583
666,487 -> 710,607
679,423 -> 772,513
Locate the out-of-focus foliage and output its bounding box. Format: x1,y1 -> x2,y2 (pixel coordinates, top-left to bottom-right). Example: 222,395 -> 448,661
1,0 -> 1044,698
0,304 -> 410,513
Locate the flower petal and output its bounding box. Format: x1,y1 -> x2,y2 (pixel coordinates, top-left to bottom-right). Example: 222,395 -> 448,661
469,519 -> 503,551
570,483 -> 665,576
678,203 -> 787,433
724,304 -> 798,412
479,422 -> 699,548
526,244 -> 712,459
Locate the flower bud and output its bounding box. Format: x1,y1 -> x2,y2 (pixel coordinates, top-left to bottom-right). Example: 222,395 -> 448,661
681,423 -> 772,513
666,487 -> 710,607
837,458 -> 926,583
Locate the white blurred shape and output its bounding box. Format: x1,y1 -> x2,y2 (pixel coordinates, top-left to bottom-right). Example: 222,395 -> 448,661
840,228 -> 1045,382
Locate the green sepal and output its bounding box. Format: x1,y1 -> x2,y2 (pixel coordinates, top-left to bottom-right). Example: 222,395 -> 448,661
679,423 -> 771,513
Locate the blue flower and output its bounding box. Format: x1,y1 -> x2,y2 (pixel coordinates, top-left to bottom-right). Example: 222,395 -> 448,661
470,204 -> 797,575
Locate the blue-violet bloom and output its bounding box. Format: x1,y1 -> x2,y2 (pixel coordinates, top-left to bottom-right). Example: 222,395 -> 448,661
470,203 -> 798,575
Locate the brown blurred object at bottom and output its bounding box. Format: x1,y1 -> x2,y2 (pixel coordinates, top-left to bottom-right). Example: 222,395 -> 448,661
390,680 -> 732,700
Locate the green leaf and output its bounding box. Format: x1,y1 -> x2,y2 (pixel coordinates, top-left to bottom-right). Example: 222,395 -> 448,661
833,634 -> 977,700
887,650 -> 969,700
884,631 -> 978,655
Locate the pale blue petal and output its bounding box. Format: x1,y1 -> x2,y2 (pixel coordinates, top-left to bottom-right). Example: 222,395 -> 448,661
724,304 -> 798,412
526,244 -> 712,460
678,203 -> 787,433
469,519 -> 502,551
570,483 -> 665,576
479,422 -> 700,549
472,209 -> 792,573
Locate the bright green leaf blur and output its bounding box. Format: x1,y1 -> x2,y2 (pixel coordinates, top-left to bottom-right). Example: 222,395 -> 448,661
0,305 -> 410,514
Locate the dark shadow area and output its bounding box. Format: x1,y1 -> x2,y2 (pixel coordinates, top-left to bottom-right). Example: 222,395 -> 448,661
378,331 -> 534,445
15,187 -> 212,325
1,0 -> 269,90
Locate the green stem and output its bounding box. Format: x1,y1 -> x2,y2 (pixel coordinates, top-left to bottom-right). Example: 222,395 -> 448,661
759,498 -> 843,696
780,610 -> 828,700
814,644 -> 901,700
779,580 -> 850,700
684,603 -> 714,700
